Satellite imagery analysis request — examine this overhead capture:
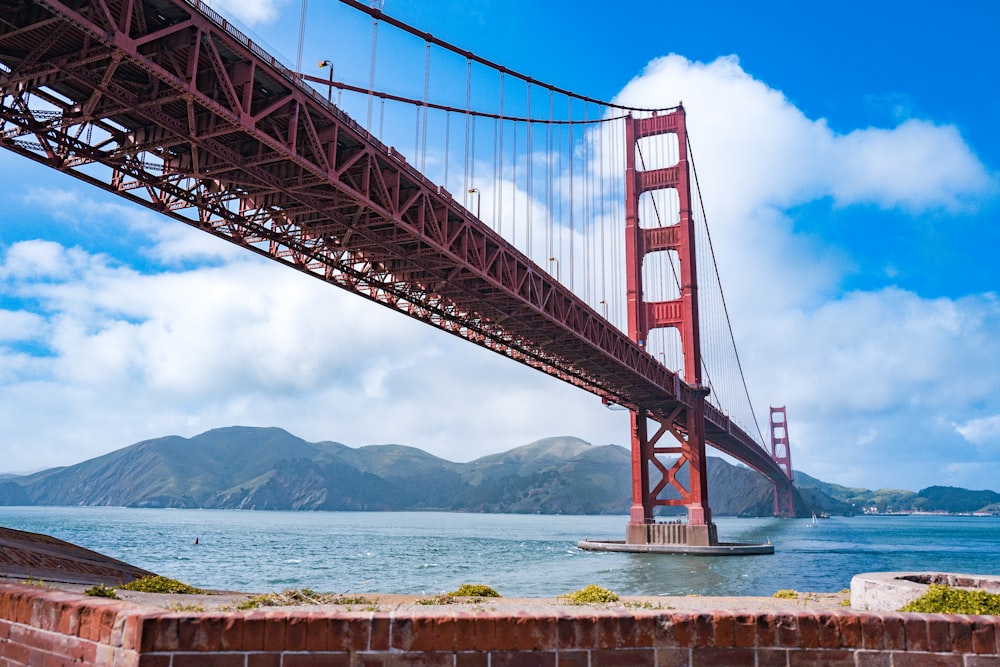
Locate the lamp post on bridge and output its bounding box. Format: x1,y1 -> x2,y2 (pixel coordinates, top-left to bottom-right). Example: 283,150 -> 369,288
548,257 -> 560,283
467,188 -> 480,219
318,60 -> 334,104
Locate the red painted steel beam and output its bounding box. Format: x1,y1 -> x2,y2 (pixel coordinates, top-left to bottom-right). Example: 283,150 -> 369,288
0,0 -> 789,491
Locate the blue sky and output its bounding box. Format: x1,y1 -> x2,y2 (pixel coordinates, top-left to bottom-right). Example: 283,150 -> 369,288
1,0 -> 998,494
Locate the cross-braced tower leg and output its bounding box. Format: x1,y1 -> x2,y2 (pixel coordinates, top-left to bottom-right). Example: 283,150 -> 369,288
624,107 -> 717,545
770,406 -> 796,518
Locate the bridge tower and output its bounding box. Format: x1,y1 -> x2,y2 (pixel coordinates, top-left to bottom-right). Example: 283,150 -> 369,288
623,107 -> 717,547
769,406 -> 796,517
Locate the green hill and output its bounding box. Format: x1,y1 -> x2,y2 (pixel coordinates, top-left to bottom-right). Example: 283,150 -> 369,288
8,426 -> 992,516
2,426 -> 804,516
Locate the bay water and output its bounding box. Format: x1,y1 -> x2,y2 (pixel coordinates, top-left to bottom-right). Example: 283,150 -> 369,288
2,507 -> 997,598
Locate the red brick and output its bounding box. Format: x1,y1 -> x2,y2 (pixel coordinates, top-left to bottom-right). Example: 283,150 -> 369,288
855,651 -> 891,667
172,652 -> 246,667
594,615 -> 618,650
284,615 -> 309,651
493,616 -> 518,651
141,616 -> 179,652
755,613 -> 777,647
370,614 -> 390,651
455,652 -> 489,667
453,613 -> 477,651
733,614 -> 756,648
591,647 -> 656,665
489,650 -> 555,667
529,614 -> 557,650
948,616 -> 973,653
902,615 -> 929,652
554,650 -> 588,667
965,657 -> 1000,667
632,615 -> 656,648
891,652 -> 963,667
859,614 -> 883,649
262,612 -> 286,652
880,614 -> 906,651
797,614 -> 819,649
691,647 -> 754,666
241,615 -> 267,652
712,613 -> 735,648
394,653 -> 461,667
307,617 -> 342,652
691,613 -> 714,648
390,616 -> 417,651
98,607 -> 118,644
556,616 -> 577,650
414,615 -> 456,652
655,647 -> 690,667
177,615 -> 221,652
756,648 -> 788,667
353,653 -> 386,667
775,613 -> 800,647
656,614 -> 690,647
51,632 -> 93,663
219,615 -> 244,651
474,613 -> 496,651
927,614 -> 953,652
973,619 -> 999,654
577,615 -> 600,650
787,648 -> 855,666
837,614 -> 862,648
4,640 -> 30,664
247,653 -> 281,667
514,614 -> 541,650
816,613 -> 840,649
282,654 -> 352,667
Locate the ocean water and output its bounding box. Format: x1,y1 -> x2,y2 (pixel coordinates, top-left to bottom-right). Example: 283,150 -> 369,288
1,507 -> 998,598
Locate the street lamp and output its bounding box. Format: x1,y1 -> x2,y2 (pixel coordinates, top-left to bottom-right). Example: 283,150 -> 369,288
548,256 -> 560,282
318,60 -> 333,104
467,188 -> 480,219
598,299 -> 608,318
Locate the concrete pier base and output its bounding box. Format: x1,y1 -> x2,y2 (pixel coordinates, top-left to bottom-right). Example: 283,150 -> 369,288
579,521 -> 774,555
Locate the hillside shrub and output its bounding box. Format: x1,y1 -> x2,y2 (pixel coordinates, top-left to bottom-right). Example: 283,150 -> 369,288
899,584 -> 1000,615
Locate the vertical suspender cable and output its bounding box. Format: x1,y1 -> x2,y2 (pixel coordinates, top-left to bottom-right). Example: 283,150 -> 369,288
546,90 -> 553,267
444,111 -> 451,189
511,115 -> 517,246
582,102 -> 590,304
526,81 -> 533,259
497,71 -> 505,237
599,112 -> 607,322
567,98 -> 574,292
367,14 -> 379,129
421,40 -> 430,173
296,0 -> 307,73
463,58 -> 471,204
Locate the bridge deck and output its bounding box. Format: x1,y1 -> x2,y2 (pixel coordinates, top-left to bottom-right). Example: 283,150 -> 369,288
0,0 -> 786,485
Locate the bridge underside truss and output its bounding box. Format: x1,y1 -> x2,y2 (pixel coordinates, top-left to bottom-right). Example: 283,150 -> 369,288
0,0 -> 788,491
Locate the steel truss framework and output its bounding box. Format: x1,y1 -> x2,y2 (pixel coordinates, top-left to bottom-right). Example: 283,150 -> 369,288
0,0 -> 793,512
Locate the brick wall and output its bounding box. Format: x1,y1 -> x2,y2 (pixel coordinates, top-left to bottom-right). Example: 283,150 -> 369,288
2,583 -> 999,666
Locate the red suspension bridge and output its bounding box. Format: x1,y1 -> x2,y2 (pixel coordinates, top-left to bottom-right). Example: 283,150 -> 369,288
0,0 -> 799,549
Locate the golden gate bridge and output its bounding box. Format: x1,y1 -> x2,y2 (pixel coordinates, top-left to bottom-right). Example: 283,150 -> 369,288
0,0 -> 798,551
